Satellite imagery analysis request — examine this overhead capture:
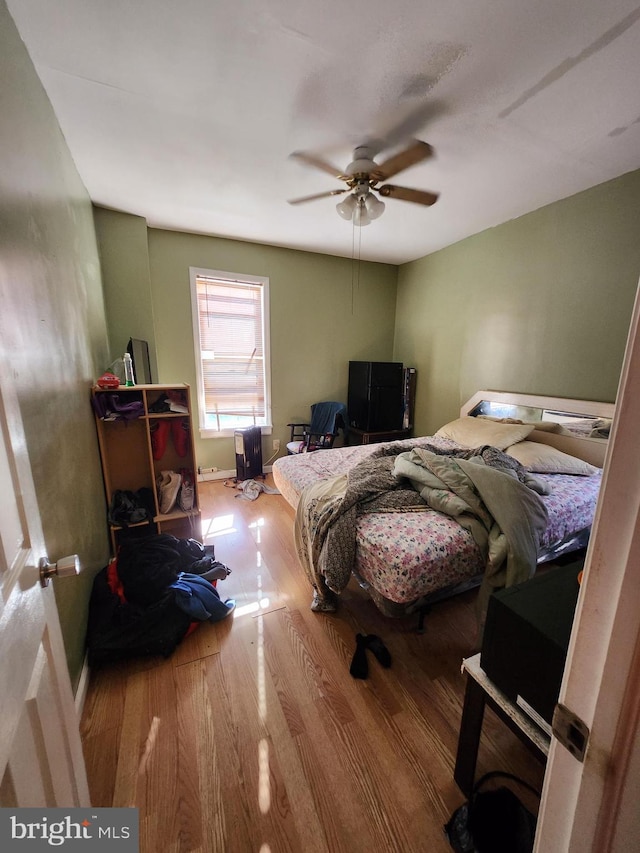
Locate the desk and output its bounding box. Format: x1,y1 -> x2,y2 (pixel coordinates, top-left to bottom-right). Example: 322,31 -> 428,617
454,653 -> 550,797
348,427 -> 412,445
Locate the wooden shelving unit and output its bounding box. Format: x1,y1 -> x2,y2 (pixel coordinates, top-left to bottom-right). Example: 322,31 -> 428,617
92,383 -> 201,552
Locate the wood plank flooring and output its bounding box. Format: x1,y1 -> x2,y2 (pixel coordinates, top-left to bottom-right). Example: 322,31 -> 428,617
80,475 -> 546,852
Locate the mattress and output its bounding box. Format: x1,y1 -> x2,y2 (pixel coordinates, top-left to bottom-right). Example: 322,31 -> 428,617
272,436 -> 601,607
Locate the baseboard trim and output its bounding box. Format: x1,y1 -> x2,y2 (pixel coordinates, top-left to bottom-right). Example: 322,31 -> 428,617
74,652 -> 90,719
197,465 -> 273,483
197,468 -> 235,482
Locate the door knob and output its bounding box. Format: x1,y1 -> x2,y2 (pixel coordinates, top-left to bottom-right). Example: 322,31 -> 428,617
39,555 -> 81,588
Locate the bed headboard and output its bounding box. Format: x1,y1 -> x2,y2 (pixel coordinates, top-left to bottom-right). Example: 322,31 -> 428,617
461,390 -> 615,468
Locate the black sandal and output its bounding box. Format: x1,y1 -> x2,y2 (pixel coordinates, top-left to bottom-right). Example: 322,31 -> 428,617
349,633 -> 369,679
364,634 -> 392,668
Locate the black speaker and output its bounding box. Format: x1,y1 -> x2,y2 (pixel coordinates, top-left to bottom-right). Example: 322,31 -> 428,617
402,367 -> 416,430
481,560 -> 583,728
234,426 -> 263,481
348,361 -> 404,431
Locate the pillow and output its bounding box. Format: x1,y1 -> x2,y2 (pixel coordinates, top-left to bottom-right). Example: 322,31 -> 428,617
478,415 -> 563,433
526,421 -> 564,433
505,441 -> 599,475
477,415 -> 524,424
435,416 -> 535,450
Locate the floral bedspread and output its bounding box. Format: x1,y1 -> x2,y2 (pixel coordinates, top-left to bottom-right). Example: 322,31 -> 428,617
272,437 -> 602,605
272,436 -> 455,507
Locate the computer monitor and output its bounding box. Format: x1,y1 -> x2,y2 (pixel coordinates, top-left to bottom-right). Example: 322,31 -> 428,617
127,338 -> 153,384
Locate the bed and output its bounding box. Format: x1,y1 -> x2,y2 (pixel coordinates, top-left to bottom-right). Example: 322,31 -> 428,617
272,391 -> 614,626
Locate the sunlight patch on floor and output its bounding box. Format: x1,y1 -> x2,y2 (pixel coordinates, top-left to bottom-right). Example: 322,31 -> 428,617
200,512 -> 237,540
233,597 -> 273,618
258,737 -> 270,814
200,508 -> 289,621
257,612 -> 267,720
138,716 -> 161,777
249,518 -> 265,544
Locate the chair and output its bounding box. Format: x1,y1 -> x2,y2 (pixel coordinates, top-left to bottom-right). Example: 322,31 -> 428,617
287,401 -> 348,454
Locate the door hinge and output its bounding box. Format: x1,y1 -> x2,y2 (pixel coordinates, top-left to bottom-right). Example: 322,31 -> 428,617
552,703 -> 590,762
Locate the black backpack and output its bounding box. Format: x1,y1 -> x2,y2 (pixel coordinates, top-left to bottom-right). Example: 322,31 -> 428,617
445,771 -> 539,853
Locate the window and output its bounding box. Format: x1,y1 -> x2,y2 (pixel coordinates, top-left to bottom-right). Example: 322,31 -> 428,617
190,267 -> 271,436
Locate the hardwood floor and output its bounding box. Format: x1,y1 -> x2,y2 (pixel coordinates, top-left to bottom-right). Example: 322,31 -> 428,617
80,476 -> 545,852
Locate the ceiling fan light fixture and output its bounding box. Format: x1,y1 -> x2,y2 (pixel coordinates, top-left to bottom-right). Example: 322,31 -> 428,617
352,198 -> 371,227
336,194 -> 357,220
291,138 -> 439,225
364,192 -> 385,220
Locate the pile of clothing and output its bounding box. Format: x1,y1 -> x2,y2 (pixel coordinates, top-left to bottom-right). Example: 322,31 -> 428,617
91,392 -> 144,421
86,534 -> 234,665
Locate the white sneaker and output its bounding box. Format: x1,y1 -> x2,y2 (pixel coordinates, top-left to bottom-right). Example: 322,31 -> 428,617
178,469 -> 195,512
157,470 -> 181,514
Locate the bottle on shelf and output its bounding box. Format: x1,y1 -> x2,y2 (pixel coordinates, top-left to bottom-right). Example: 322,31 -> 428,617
123,352 -> 135,387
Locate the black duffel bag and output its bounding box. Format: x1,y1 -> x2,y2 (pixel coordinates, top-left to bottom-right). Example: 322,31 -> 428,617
445,771 -> 539,853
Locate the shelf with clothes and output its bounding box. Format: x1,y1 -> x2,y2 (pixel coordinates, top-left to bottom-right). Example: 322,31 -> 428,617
91,383 -> 201,552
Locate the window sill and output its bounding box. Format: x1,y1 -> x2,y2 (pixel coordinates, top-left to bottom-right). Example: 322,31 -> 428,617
199,425 -> 273,440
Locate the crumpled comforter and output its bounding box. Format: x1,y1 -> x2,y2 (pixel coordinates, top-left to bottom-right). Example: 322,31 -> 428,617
294,440 -> 425,610
394,447 -> 549,620
294,441 -> 548,620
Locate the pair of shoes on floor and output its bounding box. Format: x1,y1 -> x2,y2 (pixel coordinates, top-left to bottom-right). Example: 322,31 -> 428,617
349,633 -> 392,680
150,418 -> 190,460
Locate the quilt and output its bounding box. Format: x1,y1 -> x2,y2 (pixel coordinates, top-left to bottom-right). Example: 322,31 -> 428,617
295,442 -> 549,618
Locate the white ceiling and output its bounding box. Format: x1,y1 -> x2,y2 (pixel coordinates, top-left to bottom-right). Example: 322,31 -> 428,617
7,0 -> 640,265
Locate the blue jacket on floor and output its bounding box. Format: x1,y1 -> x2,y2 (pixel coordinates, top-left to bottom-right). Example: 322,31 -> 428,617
170,572 -> 233,622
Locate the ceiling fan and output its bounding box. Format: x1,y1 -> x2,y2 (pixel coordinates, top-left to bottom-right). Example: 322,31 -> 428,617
288,139 -> 439,226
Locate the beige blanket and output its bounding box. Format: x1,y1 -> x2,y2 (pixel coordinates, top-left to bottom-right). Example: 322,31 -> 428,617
294,473 -> 348,610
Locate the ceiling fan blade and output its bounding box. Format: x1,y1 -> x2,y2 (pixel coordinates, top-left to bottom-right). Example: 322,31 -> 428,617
289,150 -> 348,181
372,140 -> 434,181
378,184 -> 439,206
288,188 -> 348,205
364,99 -> 447,157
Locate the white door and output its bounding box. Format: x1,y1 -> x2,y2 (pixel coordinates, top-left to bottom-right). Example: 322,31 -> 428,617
0,373 -> 90,806
536,279 -> 640,850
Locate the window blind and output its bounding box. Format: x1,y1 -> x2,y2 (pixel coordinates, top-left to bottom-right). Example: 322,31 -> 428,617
195,275 -> 266,427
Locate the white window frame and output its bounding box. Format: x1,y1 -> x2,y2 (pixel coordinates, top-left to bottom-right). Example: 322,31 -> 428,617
189,267 -> 272,438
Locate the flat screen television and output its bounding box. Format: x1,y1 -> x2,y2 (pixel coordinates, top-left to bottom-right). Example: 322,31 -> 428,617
127,338 -> 153,384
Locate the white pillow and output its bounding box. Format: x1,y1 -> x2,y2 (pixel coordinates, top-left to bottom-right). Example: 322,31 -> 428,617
525,420 -> 564,433
478,415 -> 563,433
435,416 -> 535,450
505,441 -> 599,475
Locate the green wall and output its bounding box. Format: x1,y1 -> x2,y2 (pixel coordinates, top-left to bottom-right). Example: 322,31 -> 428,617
394,170 -> 640,435
92,217 -> 399,471
93,207 -> 158,381
1,0 -> 111,689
